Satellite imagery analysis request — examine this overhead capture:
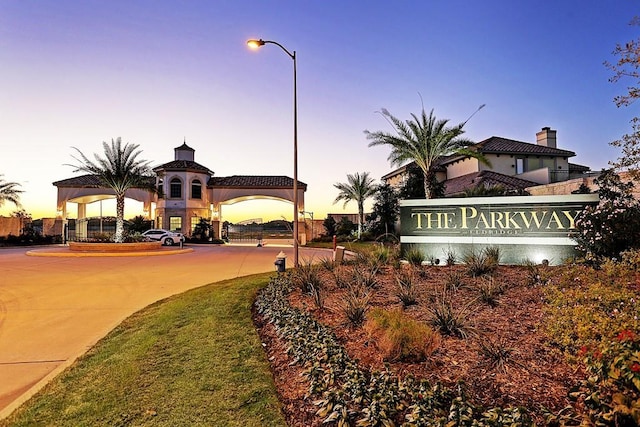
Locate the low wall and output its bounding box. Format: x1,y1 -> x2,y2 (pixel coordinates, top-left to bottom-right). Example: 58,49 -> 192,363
0,217 -> 21,237
69,241 -> 162,252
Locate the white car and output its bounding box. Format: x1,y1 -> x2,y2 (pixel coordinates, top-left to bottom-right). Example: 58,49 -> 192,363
142,229 -> 185,246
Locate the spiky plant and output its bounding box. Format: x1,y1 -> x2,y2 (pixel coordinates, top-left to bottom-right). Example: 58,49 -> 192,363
394,268 -> 418,307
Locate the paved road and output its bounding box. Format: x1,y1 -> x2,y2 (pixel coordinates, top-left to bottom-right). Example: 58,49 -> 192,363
0,244 -> 330,419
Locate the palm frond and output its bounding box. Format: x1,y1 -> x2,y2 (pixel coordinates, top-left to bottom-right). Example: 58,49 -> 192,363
0,174 -> 23,208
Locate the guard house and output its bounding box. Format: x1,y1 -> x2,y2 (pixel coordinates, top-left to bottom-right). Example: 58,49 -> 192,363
54,142 -> 307,241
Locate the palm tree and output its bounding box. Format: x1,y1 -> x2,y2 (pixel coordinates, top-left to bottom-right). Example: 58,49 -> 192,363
69,138 -> 153,243
0,175 -> 23,208
333,172 -> 377,239
365,107 -> 489,198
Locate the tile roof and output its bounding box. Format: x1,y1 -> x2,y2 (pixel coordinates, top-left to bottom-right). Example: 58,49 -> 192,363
209,175 -> 307,189
153,160 -> 212,173
53,174 -> 155,187
443,171 -> 538,196
472,136 -> 575,156
569,162 -> 591,172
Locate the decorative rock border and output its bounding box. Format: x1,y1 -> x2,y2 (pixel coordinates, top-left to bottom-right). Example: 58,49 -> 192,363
68,241 -> 163,252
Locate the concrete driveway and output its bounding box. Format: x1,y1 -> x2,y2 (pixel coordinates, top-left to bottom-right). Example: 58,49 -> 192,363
0,244 -> 330,419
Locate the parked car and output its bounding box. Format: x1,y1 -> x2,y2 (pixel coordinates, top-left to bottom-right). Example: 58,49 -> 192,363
142,229 -> 185,246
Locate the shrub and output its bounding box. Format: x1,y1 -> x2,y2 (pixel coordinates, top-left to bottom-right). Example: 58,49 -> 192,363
444,249 -> 457,266
292,260 -> 324,298
474,277 -> 504,307
444,270 -> 466,292
463,248 -> 499,278
573,169 -> 640,260
365,308 -> 441,362
404,246 -> 425,266
521,259 -> 551,287
428,289 -> 476,338
351,264 -> 378,289
478,337 -> 514,372
394,268 -> 418,307
88,232 -> 113,242
484,246 -> 501,265
341,283 -> 371,327
571,330 -> 640,426
123,232 -> 146,243
543,264 -> 640,355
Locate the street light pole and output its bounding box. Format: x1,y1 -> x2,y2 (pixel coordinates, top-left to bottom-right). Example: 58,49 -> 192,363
247,38 -> 299,267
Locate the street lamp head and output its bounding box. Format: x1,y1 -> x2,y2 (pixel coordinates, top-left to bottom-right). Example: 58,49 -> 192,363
247,39 -> 265,49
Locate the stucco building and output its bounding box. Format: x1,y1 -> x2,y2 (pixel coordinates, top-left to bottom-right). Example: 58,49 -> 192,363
54,142 -> 307,240
382,127 -> 592,196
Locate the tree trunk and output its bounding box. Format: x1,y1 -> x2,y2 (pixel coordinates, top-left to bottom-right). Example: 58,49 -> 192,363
115,194 -> 125,243
358,202 -> 364,239
423,176 -> 432,199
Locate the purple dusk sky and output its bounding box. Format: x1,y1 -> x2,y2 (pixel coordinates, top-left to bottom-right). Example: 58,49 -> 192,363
0,1 -> 637,221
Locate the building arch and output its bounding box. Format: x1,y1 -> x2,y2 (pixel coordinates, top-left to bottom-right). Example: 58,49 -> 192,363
52,174 -> 155,239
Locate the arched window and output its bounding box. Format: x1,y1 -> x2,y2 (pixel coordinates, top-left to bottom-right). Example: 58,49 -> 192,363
191,179 -> 202,199
170,177 -> 182,198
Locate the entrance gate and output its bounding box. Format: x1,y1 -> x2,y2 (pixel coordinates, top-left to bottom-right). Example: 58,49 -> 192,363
226,219 -> 293,245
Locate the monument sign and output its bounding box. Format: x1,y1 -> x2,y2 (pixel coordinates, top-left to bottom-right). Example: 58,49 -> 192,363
400,194 -> 599,265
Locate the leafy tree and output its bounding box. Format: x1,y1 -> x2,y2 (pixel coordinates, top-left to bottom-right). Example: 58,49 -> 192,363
322,216 -> 337,237
336,216 -> 356,238
333,172 -> 377,239
398,164 -> 445,199
571,183 -> 592,194
366,183 -> 399,236
605,17 -> 640,176
0,175 -> 23,209
365,106 -> 489,198
68,138 -> 154,243
192,218 -> 212,241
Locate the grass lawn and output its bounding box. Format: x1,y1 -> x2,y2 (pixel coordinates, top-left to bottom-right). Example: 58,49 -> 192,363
1,273 -> 287,427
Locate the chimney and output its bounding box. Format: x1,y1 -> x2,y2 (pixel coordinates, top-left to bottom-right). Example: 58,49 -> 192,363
536,127 -> 557,148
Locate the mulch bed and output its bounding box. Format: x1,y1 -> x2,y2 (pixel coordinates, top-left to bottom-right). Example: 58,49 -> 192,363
254,264 -> 586,426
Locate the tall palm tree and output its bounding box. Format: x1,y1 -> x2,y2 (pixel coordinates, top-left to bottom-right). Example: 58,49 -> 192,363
69,138 -> 153,243
0,175 -> 23,208
333,172 -> 377,239
365,107 -> 489,198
